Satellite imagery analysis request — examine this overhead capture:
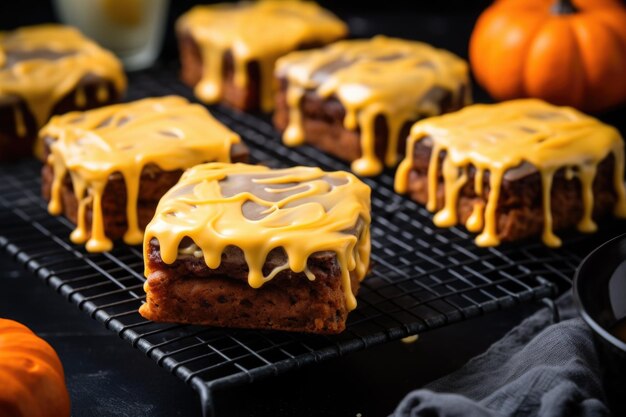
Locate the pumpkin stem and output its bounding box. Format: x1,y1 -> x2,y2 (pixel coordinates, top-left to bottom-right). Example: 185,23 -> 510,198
552,0 -> 578,14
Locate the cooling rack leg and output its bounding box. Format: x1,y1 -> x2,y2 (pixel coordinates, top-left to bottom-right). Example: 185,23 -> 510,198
192,379 -> 215,417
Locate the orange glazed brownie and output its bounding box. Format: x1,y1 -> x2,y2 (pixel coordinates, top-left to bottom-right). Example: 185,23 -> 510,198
274,36 -> 471,177
394,99 -> 626,247
0,24 -> 126,161
41,96 -> 247,253
140,163 -> 371,334
176,0 -> 347,112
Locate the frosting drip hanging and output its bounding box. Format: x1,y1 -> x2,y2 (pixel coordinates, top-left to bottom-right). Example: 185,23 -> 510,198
144,163 -> 371,310
43,96 -> 242,252
177,1 -> 347,112
0,25 -> 126,130
276,36 -> 470,176
395,99 -> 626,247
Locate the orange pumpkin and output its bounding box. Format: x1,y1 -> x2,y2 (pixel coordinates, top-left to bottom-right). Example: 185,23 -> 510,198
0,319 -> 71,417
470,0 -> 626,112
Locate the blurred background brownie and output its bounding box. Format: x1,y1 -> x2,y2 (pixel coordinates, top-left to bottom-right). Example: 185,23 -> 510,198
395,99 -> 626,247
0,24 -> 126,161
41,96 -> 247,253
176,0 -> 347,112
274,36 -> 470,177
141,163 -> 371,334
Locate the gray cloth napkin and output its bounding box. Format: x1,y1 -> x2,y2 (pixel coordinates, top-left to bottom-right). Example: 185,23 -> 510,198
391,292 -> 610,417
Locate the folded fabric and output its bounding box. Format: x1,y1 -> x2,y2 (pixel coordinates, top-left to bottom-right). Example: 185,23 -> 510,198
391,292 -> 610,417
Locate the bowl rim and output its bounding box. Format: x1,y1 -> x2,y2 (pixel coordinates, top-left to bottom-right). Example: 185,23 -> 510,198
573,232 -> 626,353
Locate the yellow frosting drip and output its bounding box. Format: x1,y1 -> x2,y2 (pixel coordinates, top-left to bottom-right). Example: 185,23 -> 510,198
177,1 -> 347,112
276,36 -> 470,176
395,99 -> 626,247
144,163 -> 371,311
0,24 -> 126,131
43,96 -> 242,252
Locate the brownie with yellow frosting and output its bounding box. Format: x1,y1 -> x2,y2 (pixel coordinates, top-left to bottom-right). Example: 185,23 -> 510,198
140,163 -> 371,334
273,36 -> 471,177
0,24 -> 126,161
176,1 -> 347,112
41,96 -> 247,253
394,99 -> 626,248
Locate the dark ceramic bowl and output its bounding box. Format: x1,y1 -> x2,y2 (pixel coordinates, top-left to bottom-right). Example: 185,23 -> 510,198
573,233 -> 626,412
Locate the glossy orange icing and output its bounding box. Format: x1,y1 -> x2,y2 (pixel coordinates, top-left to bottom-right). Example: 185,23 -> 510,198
395,99 -> 626,247
144,163 -> 371,310
43,96 -> 241,252
0,24 -> 126,133
276,36 -> 470,176
177,1 -> 347,111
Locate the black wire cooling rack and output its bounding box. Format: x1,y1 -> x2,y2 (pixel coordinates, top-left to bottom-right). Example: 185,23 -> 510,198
1,63 -> 623,417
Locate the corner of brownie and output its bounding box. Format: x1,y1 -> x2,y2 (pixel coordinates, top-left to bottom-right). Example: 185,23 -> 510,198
140,163 -> 372,334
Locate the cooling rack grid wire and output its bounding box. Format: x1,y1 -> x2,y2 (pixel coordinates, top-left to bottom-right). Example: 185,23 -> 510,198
0,64 -> 621,417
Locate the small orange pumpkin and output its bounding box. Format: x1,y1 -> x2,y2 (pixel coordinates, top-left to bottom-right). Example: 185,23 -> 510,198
0,319 -> 71,417
470,0 -> 626,112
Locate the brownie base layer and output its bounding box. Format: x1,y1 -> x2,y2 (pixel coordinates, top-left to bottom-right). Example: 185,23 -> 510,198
0,75 -> 120,162
178,32 -> 344,112
40,144 -> 248,244
404,140 -> 619,242
273,79 -> 467,168
140,243 -> 359,334
178,32 -> 261,112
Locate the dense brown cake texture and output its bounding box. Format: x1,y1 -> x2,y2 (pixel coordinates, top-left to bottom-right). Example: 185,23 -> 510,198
274,36 -> 471,176
41,152 -> 247,243
0,25 -> 126,161
273,83 -> 465,171
405,140 -> 619,243
140,163 -> 372,334
176,1 -> 347,112
1,77 -> 120,162
41,96 -> 247,253
178,33 -> 261,112
394,100 -> 626,247
143,242 -> 362,334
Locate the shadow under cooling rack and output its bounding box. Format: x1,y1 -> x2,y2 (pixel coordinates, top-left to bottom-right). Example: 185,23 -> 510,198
0,64 -> 622,417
